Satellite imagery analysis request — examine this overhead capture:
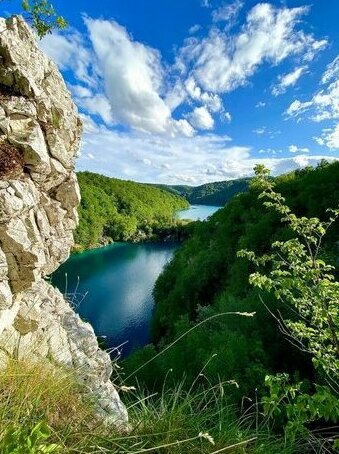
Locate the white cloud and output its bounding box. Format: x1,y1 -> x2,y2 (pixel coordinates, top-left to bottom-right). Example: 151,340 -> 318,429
212,0 -> 243,24
315,123 -> 339,150
321,55 -> 339,84
285,59 -> 339,126
201,0 -> 211,8
289,144 -> 310,153
253,127 -> 266,135
285,99 -> 313,117
77,122 -> 338,185
76,94 -> 113,124
84,18 -> 194,136
272,66 -> 307,96
184,76 -> 223,112
222,111 -> 232,123
188,106 -> 214,130
256,101 -> 266,108
179,3 -> 327,94
293,154 -> 311,167
69,84 -> 93,98
189,24 -> 201,35
80,113 -> 101,134
252,126 -> 281,138
40,31 -> 97,86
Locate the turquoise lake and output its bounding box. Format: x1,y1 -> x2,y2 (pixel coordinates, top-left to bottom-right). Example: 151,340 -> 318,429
177,204 -> 221,221
52,205 -> 221,356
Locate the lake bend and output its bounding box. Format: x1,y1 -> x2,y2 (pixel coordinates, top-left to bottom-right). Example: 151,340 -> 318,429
52,205 -> 221,357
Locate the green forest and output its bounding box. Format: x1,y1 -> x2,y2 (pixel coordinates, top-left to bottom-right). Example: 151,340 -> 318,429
74,171 -> 189,249
123,161 -> 339,449
155,177 -> 250,206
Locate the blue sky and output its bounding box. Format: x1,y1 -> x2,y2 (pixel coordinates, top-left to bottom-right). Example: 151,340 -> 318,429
3,0 -> 339,184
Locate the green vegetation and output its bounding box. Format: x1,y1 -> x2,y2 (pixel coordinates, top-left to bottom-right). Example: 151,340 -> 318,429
3,0 -> 67,37
123,161 -> 339,450
156,177 -> 250,206
3,163 -> 338,452
0,359 -> 297,453
74,171 -> 189,250
238,164 -> 339,444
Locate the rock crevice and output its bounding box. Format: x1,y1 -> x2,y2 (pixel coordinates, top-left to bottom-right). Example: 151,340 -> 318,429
0,16 -> 128,428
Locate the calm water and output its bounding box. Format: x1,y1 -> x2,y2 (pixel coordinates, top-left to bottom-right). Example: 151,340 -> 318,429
52,242 -> 176,357
52,205 -> 218,357
177,204 -> 221,221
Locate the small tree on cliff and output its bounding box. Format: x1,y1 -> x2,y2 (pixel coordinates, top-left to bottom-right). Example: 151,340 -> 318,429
1,0 -> 66,37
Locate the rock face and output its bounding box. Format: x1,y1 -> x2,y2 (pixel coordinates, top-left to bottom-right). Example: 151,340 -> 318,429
0,16 -> 128,427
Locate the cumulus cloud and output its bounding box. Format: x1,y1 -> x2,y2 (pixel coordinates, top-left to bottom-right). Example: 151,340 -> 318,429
41,7 -> 335,182
179,3 -> 327,94
40,31 -> 97,86
41,6 -> 327,139
188,106 -> 214,130
184,76 -> 223,112
85,18 -> 195,136
272,66 -> 307,96
289,144 -> 310,153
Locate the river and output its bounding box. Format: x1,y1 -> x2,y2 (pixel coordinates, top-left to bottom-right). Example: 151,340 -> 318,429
52,205 -> 221,356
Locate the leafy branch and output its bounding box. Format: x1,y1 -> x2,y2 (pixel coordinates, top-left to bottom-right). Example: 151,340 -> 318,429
238,164 -> 339,383
1,0 -> 67,37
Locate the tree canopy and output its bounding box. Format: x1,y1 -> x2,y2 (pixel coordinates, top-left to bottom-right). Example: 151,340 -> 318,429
75,171 -> 189,249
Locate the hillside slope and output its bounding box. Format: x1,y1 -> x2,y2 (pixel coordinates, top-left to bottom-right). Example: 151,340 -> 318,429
75,171 -> 189,249
155,178 -> 250,205
124,162 -> 339,397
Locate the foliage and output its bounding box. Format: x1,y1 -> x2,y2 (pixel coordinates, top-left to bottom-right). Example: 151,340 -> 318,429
238,164 -> 339,444
3,0 -> 67,37
239,164 -> 339,385
0,422 -> 60,453
124,162 -> 339,401
263,374 -> 339,444
155,177 -> 250,206
0,359 -> 296,453
21,0 -> 66,37
75,171 -> 189,250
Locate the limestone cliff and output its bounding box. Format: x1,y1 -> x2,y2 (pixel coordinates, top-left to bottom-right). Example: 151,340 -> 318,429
0,16 -> 128,427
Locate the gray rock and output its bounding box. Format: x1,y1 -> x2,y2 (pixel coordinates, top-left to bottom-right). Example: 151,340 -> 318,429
0,16 -> 128,428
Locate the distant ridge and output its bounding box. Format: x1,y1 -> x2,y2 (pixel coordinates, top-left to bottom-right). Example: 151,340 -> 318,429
153,178 -> 251,206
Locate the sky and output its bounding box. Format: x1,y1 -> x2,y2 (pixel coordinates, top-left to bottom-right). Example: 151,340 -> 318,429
2,0 -> 339,185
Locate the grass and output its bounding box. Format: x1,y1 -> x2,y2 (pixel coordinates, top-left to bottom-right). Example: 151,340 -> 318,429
0,358 -> 303,454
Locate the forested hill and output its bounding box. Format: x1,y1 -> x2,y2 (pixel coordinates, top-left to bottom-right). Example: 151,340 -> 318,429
124,161 -> 339,398
74,171 -> 189,249
154,177 -> 250,205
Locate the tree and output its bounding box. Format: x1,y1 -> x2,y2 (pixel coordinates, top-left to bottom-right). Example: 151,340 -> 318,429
238,164 -> 339,444
2,0 -> 66,37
